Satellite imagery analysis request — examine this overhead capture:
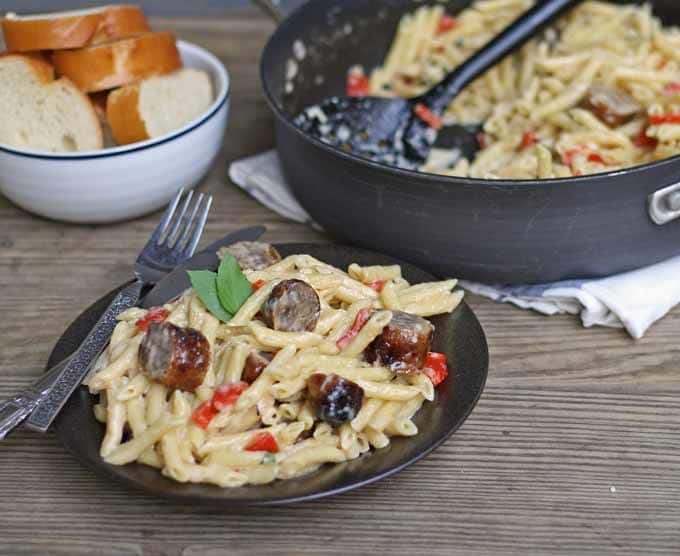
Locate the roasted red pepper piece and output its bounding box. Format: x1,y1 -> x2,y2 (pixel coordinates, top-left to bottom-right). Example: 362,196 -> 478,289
337,308 -> 371,350
562,148 -> 582,167
665,82 -> 680,94
422,351 -> 448,386
650,113 -> 680,125
191,382 -> 249,428
437,14 -> 458,34
414,103 -> 443,130
346,70 -> 371,97
135,307 -> 169,331
587,153 -> 606,164
245,432 -> 280,453
521,131 -> 537,149
634,128 -> 658,149
252,279 -> 267,291
367,280 -> 386,292
212,382 -> 248,411
192,401 -> 218,429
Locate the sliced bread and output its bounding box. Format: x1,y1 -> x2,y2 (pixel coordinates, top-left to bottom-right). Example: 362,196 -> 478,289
52,31 -> 181,93
106,68 -> 213,145
2,5 -> 149,52
89,91 -> 117,148
0,54 -> 103,151
90,5 -> 149,44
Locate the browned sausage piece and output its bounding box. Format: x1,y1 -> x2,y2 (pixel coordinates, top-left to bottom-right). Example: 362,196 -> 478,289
307,373 -> 364,425
138,322 -> 211,392
261,279 -> 321,332
364,310 -> 433,372
218,241 -> 282,271
581,85 -> 641,127
242,350 -> 273,384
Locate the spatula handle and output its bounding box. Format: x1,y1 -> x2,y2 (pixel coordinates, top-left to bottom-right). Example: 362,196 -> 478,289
423,0 -> 583,114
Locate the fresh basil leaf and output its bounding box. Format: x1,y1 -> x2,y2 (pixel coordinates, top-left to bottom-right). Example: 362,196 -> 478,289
216,254 -> 253,315
187,270 -> 233,323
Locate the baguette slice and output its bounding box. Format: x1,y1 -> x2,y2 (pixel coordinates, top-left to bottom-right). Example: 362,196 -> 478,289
90,91 -> 117,148
0,54 -> 102,152
52,32 -> 182,93
107,68 -> 213,145
2,5 -> 149,52
90,5 -> 150,44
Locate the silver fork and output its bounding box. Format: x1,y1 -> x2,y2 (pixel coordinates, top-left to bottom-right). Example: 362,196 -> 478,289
0,188 -> 212,439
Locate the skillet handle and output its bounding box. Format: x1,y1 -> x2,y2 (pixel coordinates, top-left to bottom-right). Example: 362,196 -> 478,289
648,182 -> 680,225
250,0 -> 307,24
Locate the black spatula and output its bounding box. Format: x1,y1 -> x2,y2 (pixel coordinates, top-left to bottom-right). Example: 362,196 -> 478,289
295,0 -> 583,169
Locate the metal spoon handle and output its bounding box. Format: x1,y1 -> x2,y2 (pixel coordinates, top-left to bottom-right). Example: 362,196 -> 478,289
422,0 -> 583,114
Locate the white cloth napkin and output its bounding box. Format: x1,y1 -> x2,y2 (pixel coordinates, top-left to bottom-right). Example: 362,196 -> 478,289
230,150 -> 680,339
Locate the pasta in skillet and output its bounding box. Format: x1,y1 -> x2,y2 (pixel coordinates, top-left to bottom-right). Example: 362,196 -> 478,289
86,242 -> 462,488
350,0 -> 680,178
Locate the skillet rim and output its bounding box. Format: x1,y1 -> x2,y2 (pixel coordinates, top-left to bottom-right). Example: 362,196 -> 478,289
259,0 -> 680,187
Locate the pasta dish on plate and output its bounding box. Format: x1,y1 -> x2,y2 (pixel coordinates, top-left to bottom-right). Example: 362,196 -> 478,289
347,0 -> 680,179
86,242 -> 463,488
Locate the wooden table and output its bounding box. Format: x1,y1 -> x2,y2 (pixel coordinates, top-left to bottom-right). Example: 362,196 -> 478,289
1,11 -> 679,555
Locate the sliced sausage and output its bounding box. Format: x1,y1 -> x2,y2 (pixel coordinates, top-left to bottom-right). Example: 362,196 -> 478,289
138,322 -> 211,392
261,279 -> 320,332
307,373 -> 364,425
364,310 -> 433,372
242,350 -> 273,384
581,85 -> 641,127
219,241 -> 282,271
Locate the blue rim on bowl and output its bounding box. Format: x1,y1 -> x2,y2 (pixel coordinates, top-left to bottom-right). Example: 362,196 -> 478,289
0,41 -> 230,161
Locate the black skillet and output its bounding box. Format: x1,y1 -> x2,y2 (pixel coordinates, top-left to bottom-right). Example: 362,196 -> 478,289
50,243 -> 488,506
259,0 -> 680,284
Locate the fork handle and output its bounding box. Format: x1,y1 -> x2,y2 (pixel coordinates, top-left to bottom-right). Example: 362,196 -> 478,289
0,356 -> 73,439
19,280 -> 144,435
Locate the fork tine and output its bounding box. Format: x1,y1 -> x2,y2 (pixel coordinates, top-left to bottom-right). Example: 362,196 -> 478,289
175,193 -> 204,251
184,194 -> 213,257
163,189 -> 194,246
148,188 -> 184,243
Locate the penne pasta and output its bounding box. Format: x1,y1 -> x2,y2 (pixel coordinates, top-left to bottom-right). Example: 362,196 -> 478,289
90,247 -> 461,487
356,1 -> 680,179
340,310 -> 392,357
105,413 -> 184,465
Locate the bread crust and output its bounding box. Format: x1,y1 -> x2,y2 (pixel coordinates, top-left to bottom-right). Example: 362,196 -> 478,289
106,84 -> 149,145
1,6 -> 149,52
2,13 -> 100,52
52,32 -> 182,93
0,54 -> 103,150
92,6 -> 150,44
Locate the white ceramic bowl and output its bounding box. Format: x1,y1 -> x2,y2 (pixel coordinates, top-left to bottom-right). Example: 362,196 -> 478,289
0,41 -> 229,223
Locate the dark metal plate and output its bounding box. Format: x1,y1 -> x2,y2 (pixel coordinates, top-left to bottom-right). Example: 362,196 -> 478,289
49,243 -> 489,506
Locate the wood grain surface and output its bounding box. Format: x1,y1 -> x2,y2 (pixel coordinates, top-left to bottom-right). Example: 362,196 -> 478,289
0,11 -> 679,556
